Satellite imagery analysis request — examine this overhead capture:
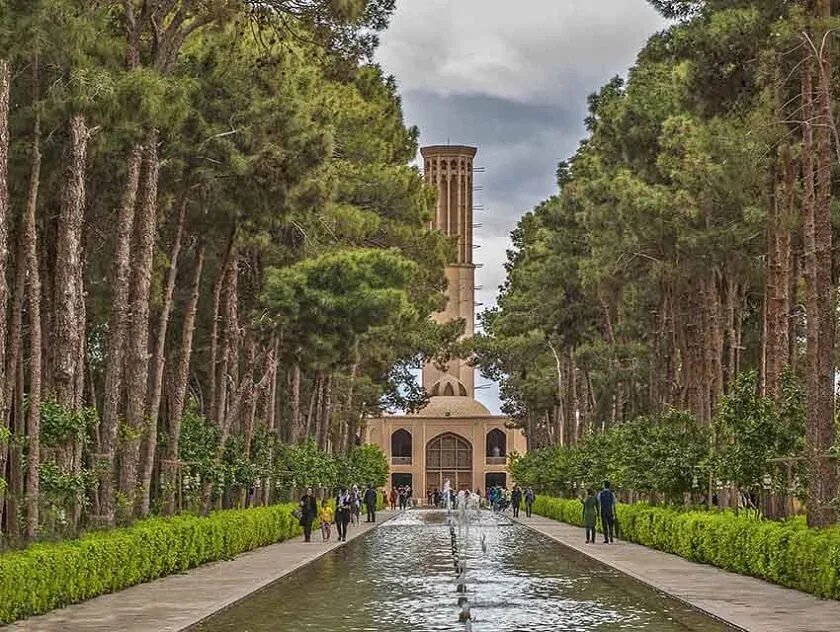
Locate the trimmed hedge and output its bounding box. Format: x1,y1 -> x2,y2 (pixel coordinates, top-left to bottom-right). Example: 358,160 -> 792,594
532,496 -> 840,600
0,503 -> 302,624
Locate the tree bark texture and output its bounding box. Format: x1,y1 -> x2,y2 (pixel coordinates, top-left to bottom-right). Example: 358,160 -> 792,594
98,143 -> 142,525
164,243 -> 204,514
0,58 -> 11,529
290,363 -> 301,444
805,8 -> 838,527
138,197 -> 187,517
120,131 -> 160,515
53,114 -> 90,413
765,145 -> 793,399
23,88 -> 43,540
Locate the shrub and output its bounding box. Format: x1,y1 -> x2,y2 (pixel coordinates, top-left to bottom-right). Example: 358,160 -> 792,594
0,503 -> 302,624
532,496 -> 840,600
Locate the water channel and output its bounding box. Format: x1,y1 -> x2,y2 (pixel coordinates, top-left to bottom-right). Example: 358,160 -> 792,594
196,509 -> 735,632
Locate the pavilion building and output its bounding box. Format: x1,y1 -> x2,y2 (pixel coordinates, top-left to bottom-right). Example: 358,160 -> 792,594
364,145 -> 527,501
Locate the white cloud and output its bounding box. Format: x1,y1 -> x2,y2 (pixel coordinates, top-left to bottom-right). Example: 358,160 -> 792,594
378,0 -> 667,103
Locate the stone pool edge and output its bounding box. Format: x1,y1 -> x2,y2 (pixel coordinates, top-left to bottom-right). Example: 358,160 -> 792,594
180,511 -> 400,632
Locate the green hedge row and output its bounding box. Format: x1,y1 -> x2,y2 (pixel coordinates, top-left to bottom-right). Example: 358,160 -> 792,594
532,496 -> 840,600
0,503 -> 302,624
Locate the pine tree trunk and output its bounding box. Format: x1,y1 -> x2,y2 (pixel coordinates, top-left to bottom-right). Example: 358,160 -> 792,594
164,244 -> 204,515
212,249 -> 232,419
120,131 -> 159,515
313,373 -> 325,447
709,272 -> 724,409
726,277 -> 738,388
304,376 -> 318,439
765,143 -> 794,399
262,334 -> 279,506
0,236 -> 23,532
344,341 -> 361,453
321,374 -> 332,452
138,198 -> 187,517
565,347 -> 577,446
806,6 -> 838,526
0,59 -> 10,506
6,354 -> 23,541
98,144 -> 142,526
789,249 -> 800,371
290,363 -> 301,444
23,86 -> 43,541
53,114 -> 90,412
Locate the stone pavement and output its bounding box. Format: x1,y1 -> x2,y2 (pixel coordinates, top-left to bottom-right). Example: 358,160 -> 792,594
515,513 -> 840,632
6,511 -> 393,632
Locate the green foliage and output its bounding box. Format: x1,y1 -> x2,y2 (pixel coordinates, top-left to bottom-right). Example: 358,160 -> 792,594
342,444 -> 388,488
511,409 -> 710,502
533,496 -> 840,600
514,373 -> 806,503
39,400 -> 98,448
276,440 -> 340,489
714,370 -> 805,494
0,504 -> 302,624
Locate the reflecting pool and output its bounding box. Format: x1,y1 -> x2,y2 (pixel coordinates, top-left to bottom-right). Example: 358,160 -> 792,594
196,510 -> 735,632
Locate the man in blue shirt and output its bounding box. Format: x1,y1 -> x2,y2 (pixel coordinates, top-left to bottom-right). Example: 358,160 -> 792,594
597,481 -> 617,543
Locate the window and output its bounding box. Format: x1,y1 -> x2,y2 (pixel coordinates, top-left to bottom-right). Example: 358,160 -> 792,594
486,429 -> 506,458
391,429 -> 412,458
426,433 -> 473,494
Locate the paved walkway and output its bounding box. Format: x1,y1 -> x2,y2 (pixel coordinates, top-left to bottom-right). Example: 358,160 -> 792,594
515,514 -> 840,632
6,512 -> 393,632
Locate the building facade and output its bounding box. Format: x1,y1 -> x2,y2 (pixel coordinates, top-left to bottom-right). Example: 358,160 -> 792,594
364,145 -> 527,500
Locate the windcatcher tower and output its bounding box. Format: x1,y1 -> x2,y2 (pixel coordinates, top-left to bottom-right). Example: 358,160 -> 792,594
420,145 -> 477,399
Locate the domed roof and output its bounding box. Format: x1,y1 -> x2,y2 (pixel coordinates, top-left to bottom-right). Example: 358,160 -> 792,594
410,396 -> 493,418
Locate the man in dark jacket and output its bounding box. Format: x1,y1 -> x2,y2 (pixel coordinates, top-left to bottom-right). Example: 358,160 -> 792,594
597,481 -> 617,543
364,483 -> 378,522
524,487 -> 535,517
511,485 -> 523,518
299,487 -> 319,543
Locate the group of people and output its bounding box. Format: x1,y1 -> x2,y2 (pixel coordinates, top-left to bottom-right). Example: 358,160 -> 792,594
581,481 -> 618,544
298,483 -> 380,543
487,485 -> 535,517
388,485 -> 413,510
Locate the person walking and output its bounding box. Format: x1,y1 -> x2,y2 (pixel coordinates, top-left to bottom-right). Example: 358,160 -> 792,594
299,487 -> 318,543
511,485 -> 522,518
364,483 -> 378,522
582,489 -> 599,544
524,487 -> 535,517
597,481 -> 617,543
335,486 -> 352,542
389,487 -> 397,511
319,498 -> 334,542
350,485 -> 361,525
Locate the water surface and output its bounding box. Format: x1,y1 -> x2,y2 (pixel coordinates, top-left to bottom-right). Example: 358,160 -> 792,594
196,510 -> 735,632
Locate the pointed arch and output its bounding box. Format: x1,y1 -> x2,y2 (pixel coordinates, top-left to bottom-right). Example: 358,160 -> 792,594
391,428 -> 412,458
486,428 -> 506,458
426,432 -> 473,493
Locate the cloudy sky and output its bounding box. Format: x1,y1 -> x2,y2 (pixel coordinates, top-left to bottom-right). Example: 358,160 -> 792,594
376,1 -> 667,414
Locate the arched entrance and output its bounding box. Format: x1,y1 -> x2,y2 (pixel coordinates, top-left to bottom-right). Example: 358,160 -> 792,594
425,432 -> 473,495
